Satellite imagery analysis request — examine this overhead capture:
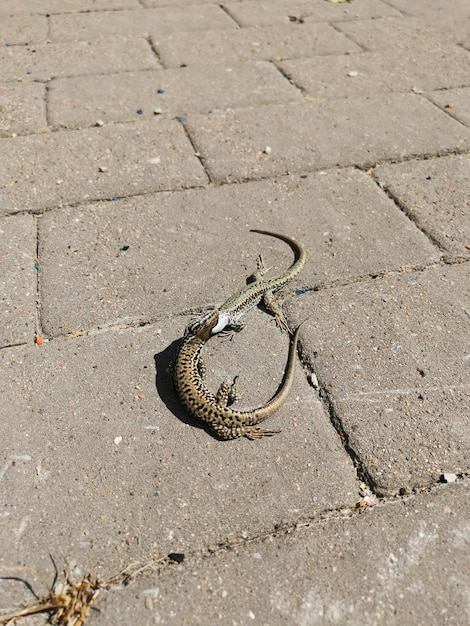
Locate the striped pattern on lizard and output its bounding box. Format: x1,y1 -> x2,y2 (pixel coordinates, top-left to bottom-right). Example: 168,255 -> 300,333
185,229 -> 305,337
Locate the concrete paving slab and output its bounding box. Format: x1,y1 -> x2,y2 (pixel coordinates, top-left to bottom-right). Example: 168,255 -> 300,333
0,120 -> 207,215
374,154 -> 470,262
0,14 -> 48,45
279,45 -> 470,100
88,482 -> 470,626
0,38 -> 159,83
142,0 -> 233,4
0,82 -> 47,137
225,0 -> 401,27
0,213 -> 36,348
385,0 -> 470,17
48,62 -> 303,129
49,6 -> 236,43
0,314 -> 358,576
153,23 -> 361,68
37,170 -> 439,337
427,87 -> 470,129
0,0 -> 140,14
184,94 -> 470,183
336,16 -> 467,50
288,264 -> 470,496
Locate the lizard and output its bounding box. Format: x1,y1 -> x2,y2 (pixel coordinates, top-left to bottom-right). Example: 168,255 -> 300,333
184,229 -> 305,337
173,310 -> 303,440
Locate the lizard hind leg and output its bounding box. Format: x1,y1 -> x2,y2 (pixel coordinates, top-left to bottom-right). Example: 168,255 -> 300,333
211,423 -> 281,440
245,427 -> 281,439
262,290 -> 290,333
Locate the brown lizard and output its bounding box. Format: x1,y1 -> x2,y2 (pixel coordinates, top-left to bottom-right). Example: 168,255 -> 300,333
173,311 -> 302,440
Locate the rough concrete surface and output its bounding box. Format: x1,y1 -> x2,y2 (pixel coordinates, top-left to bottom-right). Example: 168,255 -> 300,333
224,0 -> 402,26
48,62 -> 303,129
185,94 -> 470,182
153,22 -> 361,68
0,2 -> 469,625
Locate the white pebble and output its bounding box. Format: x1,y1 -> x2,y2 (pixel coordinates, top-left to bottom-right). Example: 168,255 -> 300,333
308,373 -> 319,388
347,71 -> 359,77
442,472 -> 457,483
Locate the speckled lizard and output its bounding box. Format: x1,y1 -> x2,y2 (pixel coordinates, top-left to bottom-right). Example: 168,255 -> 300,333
174,311 -> 302,440
185,229 -> 305,337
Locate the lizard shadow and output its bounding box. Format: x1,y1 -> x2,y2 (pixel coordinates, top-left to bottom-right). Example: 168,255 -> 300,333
153,337 -> 212,436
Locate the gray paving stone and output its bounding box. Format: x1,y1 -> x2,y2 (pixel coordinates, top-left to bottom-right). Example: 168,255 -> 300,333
184,94 -> 470,183
0,316 -> 358,575
427,87 -> 470,129
288,264 -> 470,496
142,0 -> 229,4
0,0 -> 139,14
0,120 -> 207,215
93,482 -> 470,626
279,45 -> 470,100
336,16 -> 467,50
225,0 -> 401,27
385,0 -> 470,16
153,22 -> 361,68
0,38 -> 158,82
0,213 -> 36,348
48,62 -> 303,129
49,6 -> 236,43
0,14 -> 48,44
37,170 -> 439,337
0,82 -> 47,137
374,154 -> 470,261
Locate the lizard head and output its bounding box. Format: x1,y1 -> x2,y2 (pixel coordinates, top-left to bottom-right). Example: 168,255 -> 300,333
184,311 -> 220,340
195,311 -> 220,341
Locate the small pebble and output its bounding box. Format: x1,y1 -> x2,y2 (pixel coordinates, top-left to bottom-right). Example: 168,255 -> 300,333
157,88 -> 164,94
95,120 -> 104,127
264,146 -> 272,154
153,108 -> 162,115
98,166 -> 108,173
441,473 -> 457,483
347,70 -> 359,77
177,116 -> 185,122
308,373 -> 319,388
136,109 -> 143,115
114,436 -> 122,446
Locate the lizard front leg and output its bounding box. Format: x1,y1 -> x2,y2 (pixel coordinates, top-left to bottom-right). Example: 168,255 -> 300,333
216,376 -> 239,407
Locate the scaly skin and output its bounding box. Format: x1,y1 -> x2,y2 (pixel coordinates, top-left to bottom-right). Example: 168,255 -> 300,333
185,229 -> 306,337
174,311 -> 302,440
